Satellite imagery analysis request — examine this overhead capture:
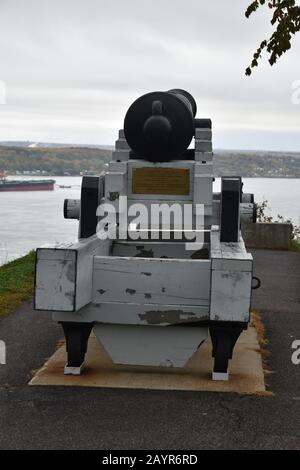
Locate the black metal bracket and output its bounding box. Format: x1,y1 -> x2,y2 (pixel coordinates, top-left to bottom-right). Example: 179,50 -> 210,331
220,177 -> 241,242
210,326 -> 244,374
252,276 -> 261,290
60,322 -> 94,368
79,176 -> 104,238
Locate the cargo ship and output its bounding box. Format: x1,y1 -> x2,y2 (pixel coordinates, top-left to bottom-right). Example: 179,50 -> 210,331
0,172 -> 55,191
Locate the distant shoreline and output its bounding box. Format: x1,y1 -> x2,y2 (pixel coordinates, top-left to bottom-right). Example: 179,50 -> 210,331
5,174 -> 300,179
1,145 -> 300,178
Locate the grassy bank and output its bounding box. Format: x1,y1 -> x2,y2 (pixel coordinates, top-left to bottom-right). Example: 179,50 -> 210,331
291,239 -> 300,253
0,251 -> 36,317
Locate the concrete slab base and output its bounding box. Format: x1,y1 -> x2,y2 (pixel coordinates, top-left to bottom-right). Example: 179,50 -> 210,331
29,325 -> 266,395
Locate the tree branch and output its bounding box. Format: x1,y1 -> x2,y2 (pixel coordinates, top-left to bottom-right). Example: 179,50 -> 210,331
245,0 -> 300,75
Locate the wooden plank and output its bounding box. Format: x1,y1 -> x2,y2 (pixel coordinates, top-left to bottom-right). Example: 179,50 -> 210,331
93,302 -> 209,325
210,229 -> 252,262
112,241 -> 210,260
195,128 -> 212,140
93,256 -> 211,306
209,226 -> 253,321
194,162 -> 213,176
53,302 -> 209,326
195,140 -> 213,152
212,258 -> 253,272
210,269 -> 252,322
35,250 -> 76,311
35,236 -> 111,312
195,152 -> 213,162
105,172 -> 127,203
210,228 -> 222,258
108,161 -> 128,172
112,150 -> 130,161
193,175 -> 213,205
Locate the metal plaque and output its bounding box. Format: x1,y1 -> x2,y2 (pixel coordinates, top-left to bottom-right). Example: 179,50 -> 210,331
132,168 -> 190,195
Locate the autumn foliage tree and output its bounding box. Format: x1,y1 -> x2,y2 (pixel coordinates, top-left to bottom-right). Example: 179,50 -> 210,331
245,0 -> 300,75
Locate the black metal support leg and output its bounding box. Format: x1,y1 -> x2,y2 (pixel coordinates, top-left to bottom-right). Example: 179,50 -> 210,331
209,326 -> 243,379
60,322 -> 94,372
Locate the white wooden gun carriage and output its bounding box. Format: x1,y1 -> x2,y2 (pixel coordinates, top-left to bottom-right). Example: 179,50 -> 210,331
35,89 -> 257,380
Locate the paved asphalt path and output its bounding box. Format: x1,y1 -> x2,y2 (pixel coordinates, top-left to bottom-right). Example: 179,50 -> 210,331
0,249 -> 300,450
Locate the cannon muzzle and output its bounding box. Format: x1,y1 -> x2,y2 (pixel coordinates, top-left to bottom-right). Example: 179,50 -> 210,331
124,89 -> 196,162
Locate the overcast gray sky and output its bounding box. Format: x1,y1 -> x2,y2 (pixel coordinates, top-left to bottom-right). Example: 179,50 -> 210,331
0,0 -> 300,150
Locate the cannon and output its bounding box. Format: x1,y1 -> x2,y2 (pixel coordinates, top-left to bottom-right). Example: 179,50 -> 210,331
35,89 -> 257,380
124,89 -> 197,161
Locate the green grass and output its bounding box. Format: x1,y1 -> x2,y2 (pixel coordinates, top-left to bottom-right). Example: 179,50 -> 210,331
291,239 -> 300,253
0,251 -> 36,317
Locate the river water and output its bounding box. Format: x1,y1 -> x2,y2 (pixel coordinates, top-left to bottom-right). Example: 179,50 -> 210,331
0,176 -> 299,265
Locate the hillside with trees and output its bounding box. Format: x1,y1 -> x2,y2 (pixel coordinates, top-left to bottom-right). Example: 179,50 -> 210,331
0,145 -> 300,177
0,146 -> 112,176
213,150 -> 300,177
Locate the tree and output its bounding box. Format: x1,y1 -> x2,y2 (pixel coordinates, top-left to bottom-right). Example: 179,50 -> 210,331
245,0 -> 300,75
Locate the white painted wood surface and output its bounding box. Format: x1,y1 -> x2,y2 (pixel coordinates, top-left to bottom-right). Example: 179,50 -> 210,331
210,269 -> 252,322
195,151 -> 213,162
35,236 -> 111,312
210,229 -> 253,322
195,128 -> 212,140
193,175 -> 213,205
112,150 -> 130,161
93,256 -> 211,306
111,241 -> 210,260
195,162 -> 213,176
94,324 -> 208,367
104,171 -> 127,211
195,140 -> 213,153
35,249 -> 76,312
53,302 -> 209,326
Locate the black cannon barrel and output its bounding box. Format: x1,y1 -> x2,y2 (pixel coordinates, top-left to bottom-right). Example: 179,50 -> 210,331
124,89 -> 196,162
